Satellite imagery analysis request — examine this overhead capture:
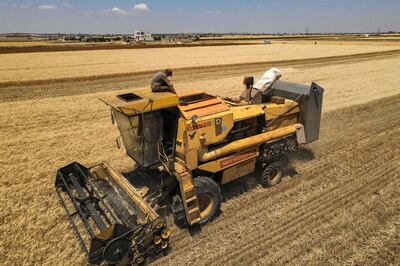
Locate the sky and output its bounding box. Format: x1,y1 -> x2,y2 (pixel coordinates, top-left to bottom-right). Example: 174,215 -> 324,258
0,0 -> 399,34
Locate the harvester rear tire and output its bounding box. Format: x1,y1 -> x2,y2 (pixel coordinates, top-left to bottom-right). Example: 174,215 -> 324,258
195,176 -> 222,225
260,161 -> 283,187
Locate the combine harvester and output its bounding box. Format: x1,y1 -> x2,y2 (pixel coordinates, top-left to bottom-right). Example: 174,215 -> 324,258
55,69 -> 323,265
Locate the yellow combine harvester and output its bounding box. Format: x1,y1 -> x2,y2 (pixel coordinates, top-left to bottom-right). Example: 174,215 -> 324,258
55,76 -> 323,264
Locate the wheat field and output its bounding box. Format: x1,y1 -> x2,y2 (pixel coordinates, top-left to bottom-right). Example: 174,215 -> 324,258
1,43 -> 400,265
1,43 -> 399,83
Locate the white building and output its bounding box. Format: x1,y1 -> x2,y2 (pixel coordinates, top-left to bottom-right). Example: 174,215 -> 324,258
133,30 -> 154,41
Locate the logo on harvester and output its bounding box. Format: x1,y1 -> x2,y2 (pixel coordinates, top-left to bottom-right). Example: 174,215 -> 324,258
220,149 -> 257,168
187,121 -> 212,131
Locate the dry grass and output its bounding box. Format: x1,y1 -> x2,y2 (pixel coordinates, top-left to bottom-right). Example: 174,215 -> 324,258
1,45 -> 400,265
1,43 -> 399,83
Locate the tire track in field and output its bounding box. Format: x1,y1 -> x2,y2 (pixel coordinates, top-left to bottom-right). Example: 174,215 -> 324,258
253,161 -> 400,265
207,134 -> 399,265
223,132 -> 399,261
217,154 -> 398,265
342,214 -> 400,265
212,124 -> 400,264
288,196 -> 400,266
266,192 -> 400,265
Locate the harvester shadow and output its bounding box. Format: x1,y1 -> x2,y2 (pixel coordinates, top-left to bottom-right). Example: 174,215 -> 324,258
122,169 -> 185,230
123,168 -> 162,194
121,169 -> 209,235
123,169 -> 172,212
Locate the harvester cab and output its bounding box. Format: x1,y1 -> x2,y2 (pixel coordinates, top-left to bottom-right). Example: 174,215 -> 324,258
55,70 -> 324,265
103,91 -> 181,169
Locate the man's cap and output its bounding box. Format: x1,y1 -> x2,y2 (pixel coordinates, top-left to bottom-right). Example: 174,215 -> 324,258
165,69 -> 173,77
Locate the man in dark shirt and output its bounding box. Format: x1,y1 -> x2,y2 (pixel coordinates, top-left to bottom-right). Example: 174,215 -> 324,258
151,69 -> 176,93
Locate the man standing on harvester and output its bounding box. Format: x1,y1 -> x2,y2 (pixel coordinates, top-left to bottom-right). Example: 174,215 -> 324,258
151,68 -> 176,93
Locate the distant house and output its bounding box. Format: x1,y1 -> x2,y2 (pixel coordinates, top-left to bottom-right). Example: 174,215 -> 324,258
134,30 -> 154,41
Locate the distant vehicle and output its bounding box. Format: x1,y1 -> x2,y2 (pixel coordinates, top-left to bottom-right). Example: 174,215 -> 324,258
264,40 -> 272,45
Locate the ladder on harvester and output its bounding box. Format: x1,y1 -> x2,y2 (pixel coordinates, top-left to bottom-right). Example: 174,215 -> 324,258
178,171 -> 201,225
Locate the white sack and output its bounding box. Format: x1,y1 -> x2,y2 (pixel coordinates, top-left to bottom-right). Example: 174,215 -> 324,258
253,68 -> 282,93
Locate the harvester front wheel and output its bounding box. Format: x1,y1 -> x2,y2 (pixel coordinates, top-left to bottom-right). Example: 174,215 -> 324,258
195,176 -> 222,225
260,161 -> 283,187
171,176 -> 222,227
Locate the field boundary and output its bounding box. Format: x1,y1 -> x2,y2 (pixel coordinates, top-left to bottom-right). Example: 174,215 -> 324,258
2,48 -> 400,88
0,42 -> 260,55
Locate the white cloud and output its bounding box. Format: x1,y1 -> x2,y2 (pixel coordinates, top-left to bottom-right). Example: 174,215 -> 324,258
37,5 -> 57,10
110,7 -> 128,15
207,10 -> 222,15
134,3 -> 149,12
61,2 -> 72,8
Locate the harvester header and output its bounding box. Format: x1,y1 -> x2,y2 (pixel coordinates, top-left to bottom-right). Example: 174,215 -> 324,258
55,162 -> 170,264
